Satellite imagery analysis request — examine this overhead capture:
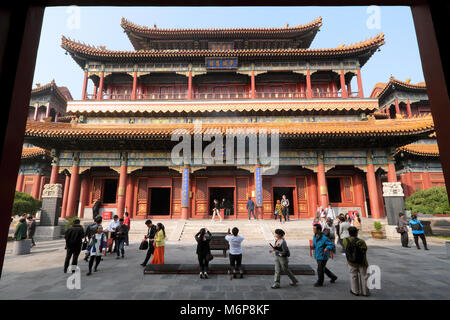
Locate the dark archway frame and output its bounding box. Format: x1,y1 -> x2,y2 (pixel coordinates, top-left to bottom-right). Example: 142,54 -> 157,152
0,1 -> 448,277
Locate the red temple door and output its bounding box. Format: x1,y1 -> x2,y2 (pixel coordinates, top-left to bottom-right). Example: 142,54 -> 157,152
262,178 -> 272,217
236,177 -> 249,218
296,177 -> 309,218
172,177 -> 182,218
195,178 -> 208,217
136,178 -> 148,218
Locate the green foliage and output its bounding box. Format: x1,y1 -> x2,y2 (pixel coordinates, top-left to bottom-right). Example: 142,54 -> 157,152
12,191 -> 42,216
405,186 -> 450,215
65,216 -> 80,231
373,221 -> 382,231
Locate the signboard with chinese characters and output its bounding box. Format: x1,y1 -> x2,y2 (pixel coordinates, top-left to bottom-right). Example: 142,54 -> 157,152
209,42 -> 234,51
205,57 -> 238,70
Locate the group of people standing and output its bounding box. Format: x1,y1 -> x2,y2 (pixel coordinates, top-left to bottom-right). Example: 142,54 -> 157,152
397,213 -> 429,250
13,214 -> 36,247
64,212 -> 133,276
274,195 -> 290,223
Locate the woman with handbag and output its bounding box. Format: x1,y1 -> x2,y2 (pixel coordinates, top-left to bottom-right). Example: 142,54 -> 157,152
86,225 -> 107,276
195,228 -> 212,279
150,223 -> 166,264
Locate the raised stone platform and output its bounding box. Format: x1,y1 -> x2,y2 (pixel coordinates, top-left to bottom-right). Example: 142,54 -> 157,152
144,264 -> 315,275
34,226 -> 63,241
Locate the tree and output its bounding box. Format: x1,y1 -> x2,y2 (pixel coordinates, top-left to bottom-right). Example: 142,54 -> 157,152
12,191 -> 42,216
405,186 -> 450,215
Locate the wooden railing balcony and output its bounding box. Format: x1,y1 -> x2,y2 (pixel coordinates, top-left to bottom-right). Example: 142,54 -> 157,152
86,91 -> 363,101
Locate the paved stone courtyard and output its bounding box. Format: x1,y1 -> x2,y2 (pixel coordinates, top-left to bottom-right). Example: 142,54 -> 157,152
1,221 -> 450,300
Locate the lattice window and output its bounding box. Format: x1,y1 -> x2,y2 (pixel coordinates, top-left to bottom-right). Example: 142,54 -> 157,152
414,182 -> 423,191
172,178 -> 181,200
342,177 -> 353,202
430,173 -> 444,181
413,173 -> 422,181
262,180 -> 272,199
236,178 -> 248,200
196,179 -> 207,200
297,178 -> 307,200
91,179 -> 102,203
137,179 -> 147,200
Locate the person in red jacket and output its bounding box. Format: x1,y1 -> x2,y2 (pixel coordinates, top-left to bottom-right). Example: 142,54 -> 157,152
124,212 -> 131,246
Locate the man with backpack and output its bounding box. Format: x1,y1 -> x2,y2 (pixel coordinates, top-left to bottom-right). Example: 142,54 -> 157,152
343,226 -> 370,297
409,214 -> 429,250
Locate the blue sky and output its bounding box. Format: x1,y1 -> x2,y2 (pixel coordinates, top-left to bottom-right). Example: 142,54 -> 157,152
33,6 -> 424,100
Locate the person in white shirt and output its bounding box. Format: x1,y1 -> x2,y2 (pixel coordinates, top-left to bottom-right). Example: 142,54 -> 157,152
281,195 -> 290,222
325,204 -> 336,221
338,216 -> 351,253
87,225 -> 106,276
105,215 -> 120,253
225,227 -> 245,278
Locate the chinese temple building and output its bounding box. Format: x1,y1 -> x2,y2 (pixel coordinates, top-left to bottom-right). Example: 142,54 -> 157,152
21,18 -> 436,221
17,80 -> 72,199
370,77 -> 445,197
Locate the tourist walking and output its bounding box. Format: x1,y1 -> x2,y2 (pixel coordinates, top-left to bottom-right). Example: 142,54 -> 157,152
323,218 -> 336,243
312,224 -> 337,287
338,215 -> 351,253
141,219 -> 157,267
409,214 -> 429,250
397,213 -> 410,248
316,206 -> 324,219
14,218 -> 27,241
269,229 -> 298,289
343,226 -> 370,296
221,198 -> 231,216
64,219 -> 85,273
195,228 -> 212,279
151,223 -> 166,264
87,225 -> 107,275
84,216 -> 102,261
115,218 -> 129,259
211,199 -> 223,222
225,227 -> 245,278
105,215 -> 120,253
247,197 -> 256,220
281,195 -> 290,221
325,204 -> 336,221
124,212 -> 131,246
26,215 -> 36,247
275,200 -> 284,223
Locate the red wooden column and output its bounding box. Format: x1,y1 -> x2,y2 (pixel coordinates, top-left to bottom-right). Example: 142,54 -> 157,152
375,174 -> 386,218
406,99 -> 412,118
97,71 -> 104,100
308,174 -> 318,217
181,166 -> 190,219
353,173 -> 367,217
356,69 -> 364,98
45,103 -> 50,118
366,152 -> 381,219
16,172 -> 24,192
306,70 -> 312,99
78,176 -> 89,218
33,103 -> 38,121
82,70 -> 88,100
61,173 -> 71,218
66,155 -> 80,217
347,82 -> 352,97
340,69 -> 348,98
116,156 -> 128,218
31,174 -> 41,199
131,71 -> 137,100
92,85 -> 97,99
423,172 -> 432,189
251,71 -> 256,99
316,152 -> 329,208
394,99 -> 401,116
387,163 -> 397,182
187,70 -> 193,100
50,163 -> 59,184
254,165 -> 263,219
125,174 -> 135,216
